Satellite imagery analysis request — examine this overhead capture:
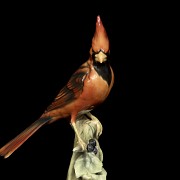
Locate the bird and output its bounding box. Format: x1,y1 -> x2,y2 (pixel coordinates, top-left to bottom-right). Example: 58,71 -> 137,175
0,15 -> 114,158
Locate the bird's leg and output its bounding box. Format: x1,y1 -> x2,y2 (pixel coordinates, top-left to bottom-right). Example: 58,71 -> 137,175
71,121 -> 87,151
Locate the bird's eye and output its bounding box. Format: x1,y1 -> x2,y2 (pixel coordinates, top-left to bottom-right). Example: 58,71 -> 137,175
91,52 -> 96,60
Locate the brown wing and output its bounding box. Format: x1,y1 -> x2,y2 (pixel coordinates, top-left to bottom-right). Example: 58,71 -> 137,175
46,65 -> 89,112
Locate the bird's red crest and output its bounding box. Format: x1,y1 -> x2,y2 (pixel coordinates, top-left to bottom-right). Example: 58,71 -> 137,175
91,15 -> 109,53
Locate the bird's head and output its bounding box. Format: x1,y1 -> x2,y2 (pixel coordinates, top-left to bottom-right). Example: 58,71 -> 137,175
90,15 -> 110,63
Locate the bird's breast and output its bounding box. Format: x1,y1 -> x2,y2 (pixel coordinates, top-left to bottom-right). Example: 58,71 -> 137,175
80,68 -> 109,105
42,63 -> 112,121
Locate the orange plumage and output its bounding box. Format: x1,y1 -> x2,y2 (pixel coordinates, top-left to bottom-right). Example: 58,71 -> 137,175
0,15 -> 114,158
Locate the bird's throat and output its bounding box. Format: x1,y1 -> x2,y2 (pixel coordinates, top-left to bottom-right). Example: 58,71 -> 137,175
93,61 -> 112,86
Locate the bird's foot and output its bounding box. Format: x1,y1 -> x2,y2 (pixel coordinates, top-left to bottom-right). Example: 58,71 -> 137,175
73,138 -> 87,152
71,121 -> 87,152
78,138 -> 87,151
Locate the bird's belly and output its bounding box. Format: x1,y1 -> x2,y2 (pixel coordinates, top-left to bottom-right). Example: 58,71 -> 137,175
87,74 -> 109,98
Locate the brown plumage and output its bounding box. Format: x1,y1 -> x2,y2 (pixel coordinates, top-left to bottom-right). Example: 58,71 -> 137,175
0,15 -> 114,158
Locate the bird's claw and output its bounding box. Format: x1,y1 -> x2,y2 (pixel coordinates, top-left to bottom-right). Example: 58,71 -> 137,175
78,140 -> 87,151
73,139 -> 87,152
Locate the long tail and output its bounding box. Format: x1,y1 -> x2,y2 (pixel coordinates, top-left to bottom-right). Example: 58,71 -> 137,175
0,117 -> 51,158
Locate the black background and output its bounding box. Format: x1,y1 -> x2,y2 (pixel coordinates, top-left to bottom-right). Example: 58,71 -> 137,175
0,2 -> 165,179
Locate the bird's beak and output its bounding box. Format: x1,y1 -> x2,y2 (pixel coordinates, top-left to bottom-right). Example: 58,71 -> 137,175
95,51 -> 107,63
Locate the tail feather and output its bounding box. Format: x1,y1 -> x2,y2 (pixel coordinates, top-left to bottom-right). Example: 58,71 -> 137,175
0,117 -> 51,158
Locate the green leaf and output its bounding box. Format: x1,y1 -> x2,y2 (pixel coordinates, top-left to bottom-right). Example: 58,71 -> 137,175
81,168 -> 107,180
74,152 -> 103,178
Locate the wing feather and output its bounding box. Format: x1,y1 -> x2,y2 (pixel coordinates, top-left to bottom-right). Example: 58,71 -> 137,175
46,64 -> 89,111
